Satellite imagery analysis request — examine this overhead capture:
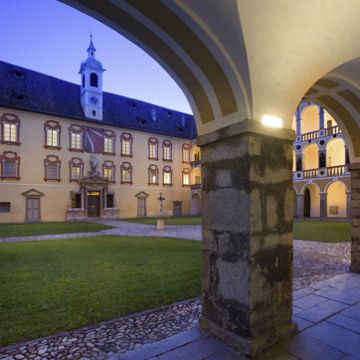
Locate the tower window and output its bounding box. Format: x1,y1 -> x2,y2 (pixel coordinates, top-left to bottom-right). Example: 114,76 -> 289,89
82,74 -> 85,87
90,73 -> 98,87
92,110 -> 96,116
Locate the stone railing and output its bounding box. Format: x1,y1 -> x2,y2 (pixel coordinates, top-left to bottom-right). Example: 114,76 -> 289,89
294,164 -> 349,180
190,160 -> 201,168
325,125 -> 341,136
301,130 -> 319,142
191,183 -> 202,190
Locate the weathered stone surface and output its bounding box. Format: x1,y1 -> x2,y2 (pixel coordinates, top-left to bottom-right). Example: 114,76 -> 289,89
200,128 -> 295,357
350,163 -> 360,273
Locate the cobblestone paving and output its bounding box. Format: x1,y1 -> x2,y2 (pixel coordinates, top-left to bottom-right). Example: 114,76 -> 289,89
0,221 -> 352,359
0,299 -> 200,360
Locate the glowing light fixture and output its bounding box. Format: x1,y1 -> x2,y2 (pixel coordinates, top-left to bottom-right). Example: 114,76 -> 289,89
261,114 -> 283,128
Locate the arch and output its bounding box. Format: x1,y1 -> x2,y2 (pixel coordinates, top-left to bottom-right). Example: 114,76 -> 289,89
302,183 -> 320,218
90,72 -> 98,87
191,192 -> 201,215
190,144 -> 201,162
302,143 -> 319,170
326,180 -> 347,218
326,138 -> 346,167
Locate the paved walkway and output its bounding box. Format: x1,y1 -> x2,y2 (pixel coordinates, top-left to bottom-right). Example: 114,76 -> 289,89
2,273 -> 360,360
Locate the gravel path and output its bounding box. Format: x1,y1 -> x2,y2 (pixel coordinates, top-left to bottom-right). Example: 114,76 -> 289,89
0,220 -> 352,360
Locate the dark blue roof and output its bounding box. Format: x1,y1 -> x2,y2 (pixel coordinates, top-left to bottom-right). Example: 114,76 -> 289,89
0,60 -> 197,139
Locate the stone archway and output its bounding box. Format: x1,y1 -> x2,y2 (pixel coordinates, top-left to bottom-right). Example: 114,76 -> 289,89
56,1 -> 360,356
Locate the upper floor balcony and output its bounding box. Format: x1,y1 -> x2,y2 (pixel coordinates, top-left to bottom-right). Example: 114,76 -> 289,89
299,125 -> 342,142
190,160 -> 201,168
293,164 -> 349,180
191,183 -> 202,190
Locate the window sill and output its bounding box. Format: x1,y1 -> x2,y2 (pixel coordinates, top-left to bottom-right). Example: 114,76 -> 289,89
44,178 -> 61,182
120,154 -> 133,158
0,176 -> 20,180
68,148 -> 84,152
69,179 -> 81,182
148,183 -> 159,186
121,181 -> 133,185
148,157 -> 159,161
163,159 -> 173,162
163,183 -> 172,186
0,141 -> 21,146
103,152 -> 116,156
44,145 -> 62,150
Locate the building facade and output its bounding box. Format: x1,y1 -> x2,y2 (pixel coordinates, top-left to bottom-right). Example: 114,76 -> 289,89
0,39 -> 198,223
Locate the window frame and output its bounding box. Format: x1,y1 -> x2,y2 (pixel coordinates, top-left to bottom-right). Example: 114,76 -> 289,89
44,155 -> 61,182
148,137 -> 159,160
182,143 -> 190,163
0,151 -> 20,180
162,140 -> 172,162
148,164 -> 159,185
182,168 -> 191,186
0,202 -> 11,213
120,132 -> 133,157
103,130 -> 116,155
69,157 -> 84,181
68,125 -> 84,152
0,113 -> 20,145
120,161 -> 133,184
102,160 -> 116,183
163,166 -> 172,186
44,120 -> 61,150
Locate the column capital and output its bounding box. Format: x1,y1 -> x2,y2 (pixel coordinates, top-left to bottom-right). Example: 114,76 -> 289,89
197,119 -> 295,146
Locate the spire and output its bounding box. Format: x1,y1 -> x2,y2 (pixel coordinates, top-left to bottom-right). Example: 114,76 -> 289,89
87,34 -> 96,57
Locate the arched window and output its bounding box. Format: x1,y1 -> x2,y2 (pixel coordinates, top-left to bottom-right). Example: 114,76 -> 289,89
90,73 -> 98,87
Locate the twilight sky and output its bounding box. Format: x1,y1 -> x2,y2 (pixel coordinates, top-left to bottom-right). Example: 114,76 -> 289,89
0,0 -> 192,114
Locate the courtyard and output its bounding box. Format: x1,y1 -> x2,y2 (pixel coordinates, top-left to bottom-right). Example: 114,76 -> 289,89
0,218 -> 353,359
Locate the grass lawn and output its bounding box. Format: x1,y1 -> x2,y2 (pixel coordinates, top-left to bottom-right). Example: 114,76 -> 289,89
293,219 -> 350,242
0,221 -> 113,238
126,216 -> 202,226
0,236 -> 201,346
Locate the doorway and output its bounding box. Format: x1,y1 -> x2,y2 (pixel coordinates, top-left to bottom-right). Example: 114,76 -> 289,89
87,191 -> 100,217
304,188 -> 311,217
26,198 -> 40,221
137,198 -> 147,217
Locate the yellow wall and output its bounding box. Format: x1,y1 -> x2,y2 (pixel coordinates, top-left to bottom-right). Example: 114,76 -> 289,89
327,181 -> 347,218
0,107 -> 192,223
327,138 -> 345,167
307,184 -> 320,217
301,105 -> 319,133
303,144 -> 318,170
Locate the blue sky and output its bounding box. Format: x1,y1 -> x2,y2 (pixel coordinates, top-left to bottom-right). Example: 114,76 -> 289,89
0,0 -> 191,113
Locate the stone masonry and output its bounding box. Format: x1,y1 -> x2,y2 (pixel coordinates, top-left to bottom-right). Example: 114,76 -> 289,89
350,162 -> 360,273
197,120 -> 297,357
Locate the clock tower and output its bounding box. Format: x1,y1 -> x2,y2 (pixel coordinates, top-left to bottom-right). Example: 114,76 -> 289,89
79,35 -> 105,121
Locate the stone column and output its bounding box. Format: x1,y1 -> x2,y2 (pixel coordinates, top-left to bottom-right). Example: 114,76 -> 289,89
296,194 -> 304,218
295,106 -> 301,135
198,121 -> 297,357
320,192 -> 327,218
347,191 -> 352,219
319,106 -> 325,130
349,163 -> 360,273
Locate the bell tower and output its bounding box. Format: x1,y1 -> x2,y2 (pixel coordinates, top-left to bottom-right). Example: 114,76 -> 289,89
79,35 -> 105,121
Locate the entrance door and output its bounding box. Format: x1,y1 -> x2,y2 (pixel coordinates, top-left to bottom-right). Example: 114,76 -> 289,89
87,191 -> 100,217
173,202 -> 182,216
137,198 -> 146,217
26,198 -> 40,221
304,188 -> 311,217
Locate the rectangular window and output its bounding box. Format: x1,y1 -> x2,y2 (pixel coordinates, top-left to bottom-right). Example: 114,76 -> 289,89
121,169 -> 132,183
71,132 -> 82,150
107,194 -> 114,208
3,123 -> 17,142
121,140 -> 131,155
104,137 -> 114,153
183,173 -> 190,185
71,193 -> 82,209
3,160 -> 16,177
149,144 -> 157,159
104,167 -> 114,181
0,202 -> 10,213
149,170 -> 157,184
70,166 -> 81,180
163,172 -> 171,185
46,129 -> 59,147
183,148 -> 190,162
46,164 -> 59,179
163,146 -> 171,160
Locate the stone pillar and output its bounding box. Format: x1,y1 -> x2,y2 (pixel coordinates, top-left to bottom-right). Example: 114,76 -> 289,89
198,121 -> 297,357
320,192 -> 327,218
349,163 -> 360,273
295,106 -> 301,135
319,106 -> 325,129
347,191 -> 352,219
296,194 -> 304,218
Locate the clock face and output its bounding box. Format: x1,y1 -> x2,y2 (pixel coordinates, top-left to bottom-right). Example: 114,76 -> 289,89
90,96 -> 98,104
